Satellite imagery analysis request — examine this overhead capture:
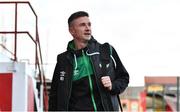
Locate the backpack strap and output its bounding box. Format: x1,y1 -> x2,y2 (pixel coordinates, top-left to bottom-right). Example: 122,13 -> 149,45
100,43 -> 111,76
100,43 -> 123,112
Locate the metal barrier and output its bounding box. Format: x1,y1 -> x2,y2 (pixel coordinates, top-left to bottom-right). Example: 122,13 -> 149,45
0,1 -> 48,111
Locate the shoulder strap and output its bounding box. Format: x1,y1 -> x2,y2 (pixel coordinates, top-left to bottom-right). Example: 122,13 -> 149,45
100,43 -> 111,76
100,43 -> 123,112
100,42 -> 111,65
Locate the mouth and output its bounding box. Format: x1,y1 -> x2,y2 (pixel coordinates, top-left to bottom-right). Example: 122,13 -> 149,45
84,33 -> 91,36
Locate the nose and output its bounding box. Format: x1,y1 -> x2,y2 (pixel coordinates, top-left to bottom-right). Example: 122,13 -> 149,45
85,24 -> 91,30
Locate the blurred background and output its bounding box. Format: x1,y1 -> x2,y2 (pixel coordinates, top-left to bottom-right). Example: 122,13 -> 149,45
0,0 -> 180,111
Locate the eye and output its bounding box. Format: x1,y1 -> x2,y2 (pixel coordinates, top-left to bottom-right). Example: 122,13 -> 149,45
79,23 -> 86,27
79,22 -> 91,27
88,22 -> 91,27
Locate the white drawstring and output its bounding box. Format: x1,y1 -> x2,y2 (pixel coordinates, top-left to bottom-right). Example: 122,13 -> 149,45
73,54 -> 77,69
86,49 -> 117,68
110,55 -> 117,68
86,50 -> 100,56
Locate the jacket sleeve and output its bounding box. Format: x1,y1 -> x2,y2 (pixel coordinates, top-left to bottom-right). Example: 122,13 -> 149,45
110,46 -> 129,95
48,55 -> 60,111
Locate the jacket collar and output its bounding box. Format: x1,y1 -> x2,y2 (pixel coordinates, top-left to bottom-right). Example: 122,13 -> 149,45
66,36 -> 99,64
67,36 -> 97,51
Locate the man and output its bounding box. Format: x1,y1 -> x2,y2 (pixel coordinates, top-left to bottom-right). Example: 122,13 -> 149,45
49,11 -> 129,111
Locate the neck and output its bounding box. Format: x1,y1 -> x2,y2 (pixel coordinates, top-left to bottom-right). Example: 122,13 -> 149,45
74,39 -> 88,50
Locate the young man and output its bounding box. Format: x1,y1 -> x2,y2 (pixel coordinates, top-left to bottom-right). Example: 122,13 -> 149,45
48,11 -> 129,111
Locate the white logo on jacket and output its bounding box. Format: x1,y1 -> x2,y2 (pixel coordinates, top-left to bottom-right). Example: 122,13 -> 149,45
59,71 -> 66,81
73,69 -> 79,76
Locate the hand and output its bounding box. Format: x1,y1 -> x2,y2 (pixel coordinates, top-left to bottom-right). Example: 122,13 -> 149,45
101,76 -> 112,91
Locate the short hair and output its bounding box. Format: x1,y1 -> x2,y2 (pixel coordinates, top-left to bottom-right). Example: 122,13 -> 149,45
68,11 -> 89,27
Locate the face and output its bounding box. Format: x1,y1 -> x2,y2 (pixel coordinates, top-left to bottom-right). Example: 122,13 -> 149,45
69,16 -> 92,42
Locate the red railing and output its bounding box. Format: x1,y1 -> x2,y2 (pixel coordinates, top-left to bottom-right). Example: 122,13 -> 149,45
0,1 -> 48,111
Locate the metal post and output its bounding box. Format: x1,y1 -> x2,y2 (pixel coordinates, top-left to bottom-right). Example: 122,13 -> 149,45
177,77 -> 179,111
162,85 -> 165,111
152,92 -> 155,111
14,3 -> 18,61
40,84 -> 44,111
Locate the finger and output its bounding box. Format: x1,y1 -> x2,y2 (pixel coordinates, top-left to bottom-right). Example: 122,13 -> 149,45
103,82 -> 112,90
104,83 -> 110,87
101,76 -> 110,82
101,79 -> 109,86
101,76 -> 110,80
101,77 -> 111,85
101,80 -> 108,85
102,80 -> 111,86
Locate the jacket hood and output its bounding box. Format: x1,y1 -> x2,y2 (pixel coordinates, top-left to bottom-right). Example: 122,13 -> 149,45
67,36 -> 97,51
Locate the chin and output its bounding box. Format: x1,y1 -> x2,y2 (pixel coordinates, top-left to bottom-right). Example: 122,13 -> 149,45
86,36 -> 91,40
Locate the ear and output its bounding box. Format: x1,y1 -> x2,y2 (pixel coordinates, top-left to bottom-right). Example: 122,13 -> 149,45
69,27 -> 75,35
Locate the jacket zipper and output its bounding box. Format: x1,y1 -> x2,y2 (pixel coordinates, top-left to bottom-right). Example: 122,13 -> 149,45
82,50 -> 97,111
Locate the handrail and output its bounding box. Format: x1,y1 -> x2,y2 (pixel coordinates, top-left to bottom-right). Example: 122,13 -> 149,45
0,1 -> 48,111
0,44 -> 14,56
0,31 -> 36,43
0,1 -> 37,17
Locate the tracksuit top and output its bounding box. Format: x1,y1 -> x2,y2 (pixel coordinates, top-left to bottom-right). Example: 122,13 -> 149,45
48,37 -> 129,111
68,41 -> 103,111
